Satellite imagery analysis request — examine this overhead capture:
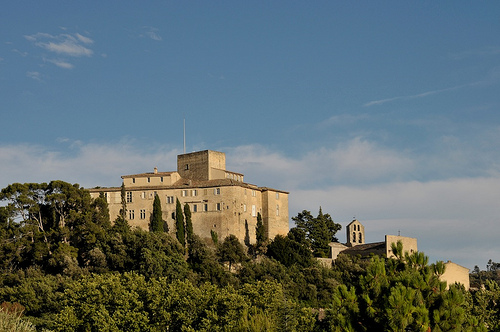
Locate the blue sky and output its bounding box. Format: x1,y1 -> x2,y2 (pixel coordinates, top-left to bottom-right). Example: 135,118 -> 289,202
1,1 -> 500,270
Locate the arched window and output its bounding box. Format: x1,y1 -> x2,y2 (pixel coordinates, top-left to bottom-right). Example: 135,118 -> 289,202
359,233 -> 362,243
353,232 -> 356,243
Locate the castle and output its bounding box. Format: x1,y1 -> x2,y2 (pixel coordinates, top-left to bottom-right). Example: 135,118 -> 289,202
89,150 -> 289,244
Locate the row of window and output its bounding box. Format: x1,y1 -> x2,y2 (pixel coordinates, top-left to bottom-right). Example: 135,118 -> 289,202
127,203 -> 221,220
132,177 -> 165,184
126,188 -> 282,202
127,201 -> 278,219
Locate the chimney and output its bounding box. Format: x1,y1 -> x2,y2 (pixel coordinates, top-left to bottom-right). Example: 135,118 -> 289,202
154,167 -> 158,174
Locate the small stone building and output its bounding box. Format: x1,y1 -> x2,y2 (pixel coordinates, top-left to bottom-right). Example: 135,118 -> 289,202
89,150 -> 289,244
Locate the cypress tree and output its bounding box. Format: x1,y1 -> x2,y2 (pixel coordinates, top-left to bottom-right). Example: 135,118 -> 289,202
175,198 -> 185,247
255,212 -> 266,245
150,194 -> 163,232
244,220 -> 250,247
184,203 -> 193,241
120,182 -> 127,221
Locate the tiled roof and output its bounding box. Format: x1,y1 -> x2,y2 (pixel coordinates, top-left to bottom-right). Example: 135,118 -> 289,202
341,242 -> 386,257
121,171 -> 176,178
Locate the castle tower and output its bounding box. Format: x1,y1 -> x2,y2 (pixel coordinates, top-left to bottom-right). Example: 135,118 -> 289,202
177,150 -> 226,181
346,219 -> 365,247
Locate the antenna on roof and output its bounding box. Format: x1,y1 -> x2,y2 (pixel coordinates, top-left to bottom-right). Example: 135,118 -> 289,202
183,118 -> 186,154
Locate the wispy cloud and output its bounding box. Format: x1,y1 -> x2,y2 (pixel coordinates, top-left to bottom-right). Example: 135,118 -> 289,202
24,31 -> 94,69
26,71 -> 42,81
363,84 -> 472,107
44,58 -> 74,69
319,113 -> 369,128
449,46 -> 500,60
142,26 -> 162,41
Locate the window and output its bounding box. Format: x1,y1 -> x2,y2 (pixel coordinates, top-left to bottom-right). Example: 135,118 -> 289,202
359,233 -> 362,243
129,210 -> 135,220
252,205 -> 256,217
352,232 -> 356,243
182,190 -> 188,197
216,203 -> 221,211
204,204 -> 208,212
193,204 -> 198,212
140,209 -> 146,219
243,204 -> 247,212
167,196 -> 174,204
276,205 -> 279,216
276,192 -> 279,199
185,164 -> 189,170
141,192 -> 146,199
214,188 -> 220,195
252,190 -> 256,197
148,177 -> 151,183
126,192 -> 133,203
132,178 -> 135,183
192,189 -> 197,196
160,177 -> 163,182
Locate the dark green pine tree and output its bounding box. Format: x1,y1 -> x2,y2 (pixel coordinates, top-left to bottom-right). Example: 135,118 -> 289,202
175,198 -> 185,247
184,203 -> 193,242
150,194 -> 163,232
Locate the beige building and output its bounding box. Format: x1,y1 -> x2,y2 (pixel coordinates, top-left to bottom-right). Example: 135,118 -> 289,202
89,150 -> 289,244
442,261 -> 470,291
326,220 -> 418,261
321,220 -> 469,290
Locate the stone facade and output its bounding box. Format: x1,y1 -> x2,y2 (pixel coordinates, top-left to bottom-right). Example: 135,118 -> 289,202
88,150 -> 289,244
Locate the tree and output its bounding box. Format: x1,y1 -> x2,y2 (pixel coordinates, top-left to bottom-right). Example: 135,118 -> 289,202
266,228 -> 313,268
244,220 -> 250,247
184,203 -> 193,241
217,234 -> 247,271
120,182 -> 127,221
255,212 -> 266,246
292,208 -> 341,258
150,194 -> 164,232
175,198 -> 185,247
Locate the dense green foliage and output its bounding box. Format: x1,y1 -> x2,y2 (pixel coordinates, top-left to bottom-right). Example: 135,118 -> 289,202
293,208 -> 342,257
0,182 -> 499,331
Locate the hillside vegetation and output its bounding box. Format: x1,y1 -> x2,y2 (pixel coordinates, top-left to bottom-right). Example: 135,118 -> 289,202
0,181 -> 499,331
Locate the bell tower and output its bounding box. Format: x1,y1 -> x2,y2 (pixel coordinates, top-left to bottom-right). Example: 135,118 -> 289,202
346,219 -> 365,247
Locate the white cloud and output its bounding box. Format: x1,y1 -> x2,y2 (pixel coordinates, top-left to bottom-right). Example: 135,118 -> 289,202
75,33 -> 94,44
226,139 -> 414,188
24,31 -> 94,69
